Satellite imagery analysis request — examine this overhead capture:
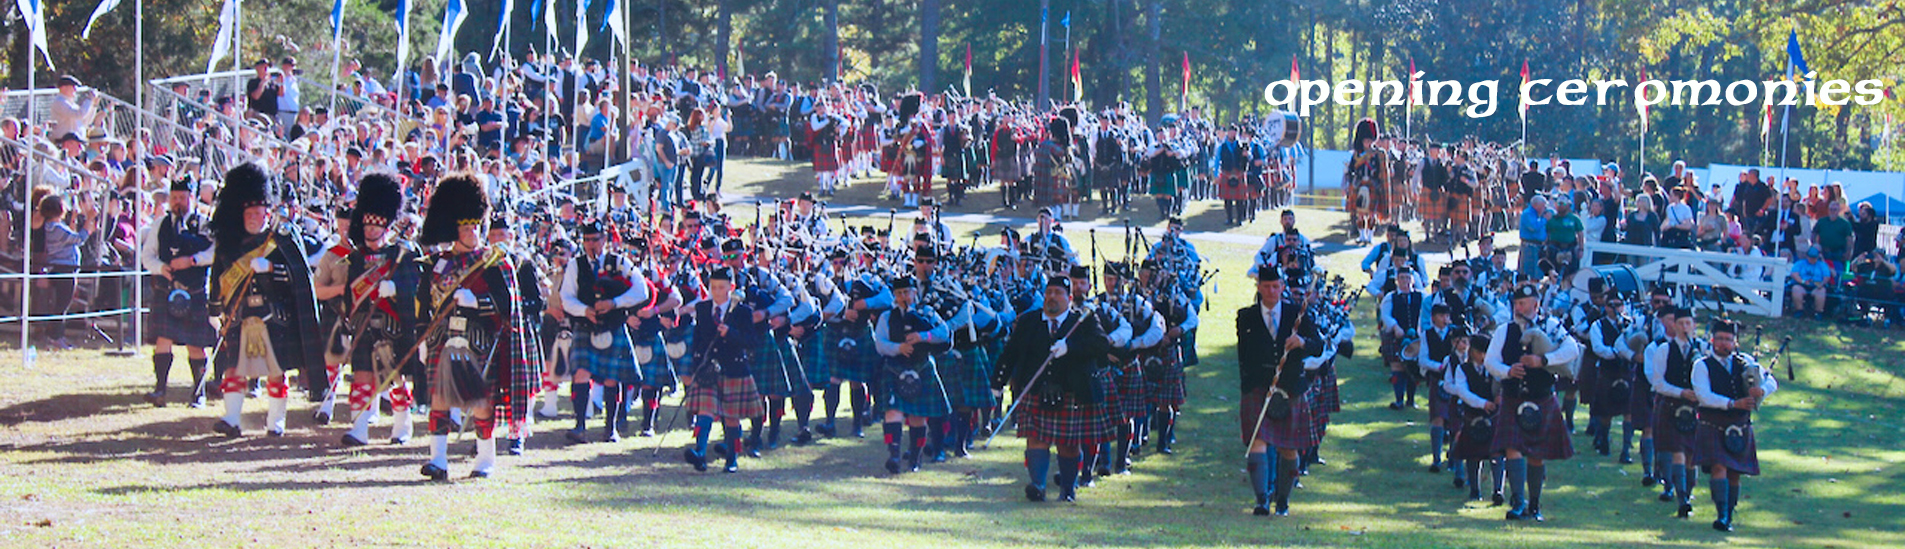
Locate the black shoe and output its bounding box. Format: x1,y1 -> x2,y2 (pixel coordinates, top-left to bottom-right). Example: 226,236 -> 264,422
1454,476 -> 1467,488
1429,463 -> 1442,473
420,463 -> 449,481
265,429 -> 284,438
766,427 -> 781,449
852,426 -> 866,439
1095,465 -> 1112,478
535,410 -> 561,421
791,428 -> 815,446
743,436 -> 763,458
906,452 -> 922,472
724,461 -> 739,473
1468,490 -> 1483,501
1620,454 -> 1634,464
314,411 -> 332,425
954,446 -> 972,459
390,432 -> 411,445
213,420 -> 242,438
1059,485 -> 1077,502
1678,503 -> 1694,518
1025,484 -> 1047,502
341,433 -> 369,447
469,470 -> 490,479
1642,476 -> 1657,487
1274,503 -> 1290,516
1389,402 -> 1404,410
1659,491 -> 1675,502
1529,506 -> 1546,522
885,457 -> 902,474
566,429 -> 591,444
932,450 -> 949,463
814,422 -> 836,437
1159,444 -> 1175,456
1505,505 -> 1528,521
1712,518 -> 1732,532
1079,470 -> 1095,488
507,438 -> 525,456
143,390 -> 167,407
1253,503 -> 1271,516
1491,493 -> 1506,506
604,428 -> 622,443
1310,455 -> 1327,466
188,394 -> 207,408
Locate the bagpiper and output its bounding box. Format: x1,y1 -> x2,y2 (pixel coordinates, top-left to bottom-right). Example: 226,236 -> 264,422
207,162 -> 326,438
1237,267 -> 1324,516
139,176 -> 217,408
1481,283 -> 1582,521
681,266 -> 765,474
873,272 -> 953,473
413,173 -> 539,480
1646,305 -> 1702,519
1689,319 -> 1776,532
337,173 -> 423,448
559,221 -> 650,444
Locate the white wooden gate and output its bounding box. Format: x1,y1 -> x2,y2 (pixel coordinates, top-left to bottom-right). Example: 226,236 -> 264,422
1583,241 -> 1792,317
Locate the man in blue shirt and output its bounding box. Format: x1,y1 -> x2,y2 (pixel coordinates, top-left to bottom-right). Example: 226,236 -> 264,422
1788,246 -> 1832,319
1518,195 -> 1550,276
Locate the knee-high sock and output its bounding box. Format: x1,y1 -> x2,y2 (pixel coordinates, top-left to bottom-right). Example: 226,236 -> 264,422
793,391 -> 814,429
1506,457 -> 1529,508
1620,423 -> 1637,459
1726,476 -> 1741,518
539,373 -> 561,415
1561,395 -> 1578,430
603,384 -> 624,433
884,421 -> 904,459
822,384 -> 841,425
474,437 -> 496,474
945,413 -> 966,450
1114,423 -> 1132,468
347,379 -> 376,441
1079,443 -> 1099,474
1132,414 -> 1150,447
1682,465 -> 1698,505
1528,464 -> 1547,508
850,385 -> 870,425
1465,460 -> 1484,497
1709,475 -> 1730,519
1641,438 -> 1657,478
152,353 -> 174,393
264,380 -> 289,433
389,386 -> 415,440
1430,426 -> 1446,466
428,433 -> 450,469
188,358 -> 208,399
1391,374 -> 1408,404
222,391 -> 245,427
1025,448 -> 1052,490
570,382 -> 591,431
1491,457 -> 1506,494
1056,451 -> 1080,492
906,424 -> 928,458
1668,463 -> 1686,497
1273,452 -> 1298,507
693,416 -> 714,455
722,423 -> 741,466
924,417 -> 944,454
1405,377 -> 1418,404
1247,451 -> 1271,504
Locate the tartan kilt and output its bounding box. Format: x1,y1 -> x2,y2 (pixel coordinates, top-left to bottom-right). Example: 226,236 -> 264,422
151,297 -> 220,348
878,358 -> 951,418
856,125 -> 879,154
1448,406 -> 1499,461
1488,393 -> 1574,461
639,338 -> 678,389
1590,361 -> 1634,417
1117,361 -> 1150,419
1240,387 -> 1316,450
1575,358 -> 1601,407
939,347 -> 996,410
751,335 -> 795,398
1652,397 -> 1699,454
811,141 -> 842,172
1313,364 -> 1342,414
1420,189 -> 1443,222
1448,194 -> 1473,226
992,154 -> 1024,182
1692,413 -> 1760,475
684,375 -> 766,420
1426,372 -> 1455,424
1019,394 -> 1118,447
796,333 -> 831,388
941,149 -> 976,180
1217,171 -> 1251,200
1303,383 -> 1332,447
570,329 -> 641,385
823,325 -> 879,383
1626,382 -> 1657,427
881,144 -> 905,173
1145,354 -> 1187,408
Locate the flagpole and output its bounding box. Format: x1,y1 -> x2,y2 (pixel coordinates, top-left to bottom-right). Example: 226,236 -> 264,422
329,9 -> 344,118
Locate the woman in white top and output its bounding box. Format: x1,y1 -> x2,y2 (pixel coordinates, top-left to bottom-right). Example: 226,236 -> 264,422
706,104 -> 732,197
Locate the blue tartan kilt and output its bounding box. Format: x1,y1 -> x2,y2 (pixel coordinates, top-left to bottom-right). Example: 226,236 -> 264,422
571,329 -> 641,385
1489,393 -> 1575,461
751,335 -> 795,398
1652,396 -> 1699,454
1448,406 -> 1499,461
1426,372 -> 1455,424
1576,358 -> 1601,406
796,333 -> 831,388
1691,413 -> 1760,475
939,347 -> 996,410
878,358 -> 951,418
151,294 -> 219,348
1626,382 -> 1656,427
1019,394 -> 1117,447
1590,363 -> 1633,418
1116,362 -> 1149,419
1146,354 -> 1187,408
638,337 -> 677,389
823,325 -> 879,383
1241,387 -> 1315,450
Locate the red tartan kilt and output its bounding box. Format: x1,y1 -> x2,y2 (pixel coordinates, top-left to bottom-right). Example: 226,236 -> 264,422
1369,183 -> 1391,216
1422,189 -> 1446,221
1116,363 -> 1149,419
857,125 -> 879,153
1018,396 -> 1118,447
1448,406 -> 1498,461
1626,383 -> 1656,426
881,144 -> 904,173
811,141 -> 841,172
906,156 -> 934,178
1240,387 -> 1316,450
1448,194 -> 1473,225
1313,366 -> 1342,413
1217,171 -> 1252,200
684,375 -> 765,420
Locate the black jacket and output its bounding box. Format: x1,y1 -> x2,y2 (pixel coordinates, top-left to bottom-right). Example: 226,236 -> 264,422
1235,300 -> 1323,395
994,308 -> 1108,400
693,299 -> 758,379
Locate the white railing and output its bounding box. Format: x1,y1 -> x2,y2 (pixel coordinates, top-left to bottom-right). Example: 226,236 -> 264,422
153,70 -> 430,145
142,83 -> 292,155
525,160 -> 652,216
1583,240 -> 1792,317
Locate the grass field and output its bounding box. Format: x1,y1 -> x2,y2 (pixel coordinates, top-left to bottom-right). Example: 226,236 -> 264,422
1,158 -> 1901,548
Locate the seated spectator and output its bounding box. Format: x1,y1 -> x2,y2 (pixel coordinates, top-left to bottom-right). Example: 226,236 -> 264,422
1788,246 -> 1833,319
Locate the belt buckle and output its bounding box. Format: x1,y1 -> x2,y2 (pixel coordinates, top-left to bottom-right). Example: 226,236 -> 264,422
449,316 -> 468,333
246,295 -> 264,307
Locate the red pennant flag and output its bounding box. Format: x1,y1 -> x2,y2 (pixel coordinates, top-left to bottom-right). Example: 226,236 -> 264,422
1638,67 -> 1650,129
1407,57 -> 1417,106
1518,60 -> 1530,120
1291,55 -> 1300,83
964,43 -> 972,74
1181,52 -> 1191,98
1070,48 -> 1082,103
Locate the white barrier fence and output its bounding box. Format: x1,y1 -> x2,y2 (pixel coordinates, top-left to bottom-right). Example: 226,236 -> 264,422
1583,240 -> 1792,317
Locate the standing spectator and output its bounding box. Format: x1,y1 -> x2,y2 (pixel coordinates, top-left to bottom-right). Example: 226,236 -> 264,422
706,104 -> 732,197
32,192 -> 99,349
1695,199 -> 1729,251
475,96 -> 507,153
1519,160 -> 1546,202
1584,197 -> 1614,265
685,108 -> 716,200
1518,195 -> 1549,275
1661,187 -> 1696,249
652,115 -> 684,208
245,59 -> 280,124
49,76 -> 98,140
275,57 -> 302,132
1623,195 -> 1661,247
1851,202 -> 1882,258
1546,198 -> 1583,274
1813,200 -> 1855,270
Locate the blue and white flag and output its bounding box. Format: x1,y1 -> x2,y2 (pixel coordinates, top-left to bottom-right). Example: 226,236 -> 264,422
82,0 -> 122,40
331,0 -> 347,39
17,0 -> 53,67
491,0 -> 514,57
434,0 -> 468,66
394,0 -> 412,73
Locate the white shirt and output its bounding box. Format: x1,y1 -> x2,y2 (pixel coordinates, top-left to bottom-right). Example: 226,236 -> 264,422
1690,352 -> 1779,409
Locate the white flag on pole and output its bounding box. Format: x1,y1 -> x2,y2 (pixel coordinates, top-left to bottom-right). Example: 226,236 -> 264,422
605,0 -> 626,48
574,0 -> 591,58
433,0 -> 468,67
15,0 -> 53,67
394,0 -> 413,75
206,0 -> 240,73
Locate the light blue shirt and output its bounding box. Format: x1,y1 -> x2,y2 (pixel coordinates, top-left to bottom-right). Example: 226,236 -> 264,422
1520,206 -> 1548,242
1790,258 -> 1830,285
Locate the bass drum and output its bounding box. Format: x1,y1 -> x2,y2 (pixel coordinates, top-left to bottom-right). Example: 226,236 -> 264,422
1259,110 -> 1302,148
1572,264 -> 1642,300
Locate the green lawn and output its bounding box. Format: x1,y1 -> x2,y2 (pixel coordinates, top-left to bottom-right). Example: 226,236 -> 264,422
0,158 -> 1899,548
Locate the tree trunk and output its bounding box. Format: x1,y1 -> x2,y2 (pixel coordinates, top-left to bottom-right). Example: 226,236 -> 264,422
1145,0 -> 1162,124
823,0 -> 840,83
658,0 -> 670,61
717,0 -> 732,77
920,0 -> 940,93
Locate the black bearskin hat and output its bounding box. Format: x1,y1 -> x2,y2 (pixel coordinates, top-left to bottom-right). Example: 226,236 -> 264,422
350,171 -> 406,249
897,92 -> 923,127
419,172 -> 491,246
211,161 -> 275,258
1047,116 -> 1072,149
1351,118 -> 1379,152
1058,106 -> 1081,132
